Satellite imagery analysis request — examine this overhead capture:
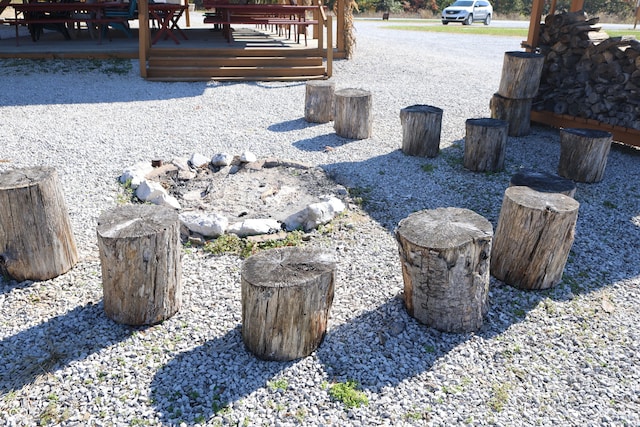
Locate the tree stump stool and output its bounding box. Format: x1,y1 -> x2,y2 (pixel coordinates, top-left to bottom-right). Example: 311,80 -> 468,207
395,208 -> 493,333
97,204 -> 182,326
0,166 -> 78,282
333,88 -> 372,139
510,168 -> 576,198
490,186 -> 579,290
497,51 -> 545,100
490,93 -> 532,137
399,104 -> 443,158
304,80 -> 335,123
558,128 -> 612,183
241,246 -> 335,361
463,118 -> 509,172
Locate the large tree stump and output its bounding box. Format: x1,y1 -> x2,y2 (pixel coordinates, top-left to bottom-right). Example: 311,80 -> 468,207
333,88 -> 372,139
304,80 -> 335,123
497,51 -> 545,99
490,186 -> 579,290
0,166 -> 78,282
463,118 -> 508,172
490,93 -> 532,136
395,208 -> 493,333
558,128 -> 612,183
399,104 -> 443,158
510,168 -> 576,198
241,246 -> 335,361
97,204 -> 182,326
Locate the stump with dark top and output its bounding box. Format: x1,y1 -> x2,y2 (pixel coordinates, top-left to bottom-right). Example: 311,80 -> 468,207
400,104 -> 443,158
241,246 -> 335,361
558,128 -> 612,183
395,208 -> 493,333
0,166 -> 78,282
304,80 -> 335,124
497,51 -> 545,99
333,88 -> 372,139
490,186 -> 579,290
490,93 -> 532,136
97,204 -> 182,326
463,118 -> 508,172
510,168 -> 576,198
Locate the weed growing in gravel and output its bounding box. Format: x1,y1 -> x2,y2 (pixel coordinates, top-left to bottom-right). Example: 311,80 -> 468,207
348,186 -> 372,207
117,179 -> 135,205
488,382 -> 511,412
268,378 -> 289,391
421,164 -> 435,173
203,231 -> 304,258
328,379 -> 369,409
603,200 -> 617,209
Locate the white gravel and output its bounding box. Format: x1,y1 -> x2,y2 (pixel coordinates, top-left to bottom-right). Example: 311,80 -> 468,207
1,20 -> 640,426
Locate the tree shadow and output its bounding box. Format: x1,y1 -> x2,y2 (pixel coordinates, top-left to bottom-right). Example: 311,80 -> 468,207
150,325 -> 294,424
293,133 -> 354,152
0,301 -> 135,393
267,117 -> 319,132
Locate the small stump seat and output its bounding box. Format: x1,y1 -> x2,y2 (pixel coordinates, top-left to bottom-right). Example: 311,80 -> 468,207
399,104 -> 443,158
305,80 -> 335,124
333,88 -> 373,139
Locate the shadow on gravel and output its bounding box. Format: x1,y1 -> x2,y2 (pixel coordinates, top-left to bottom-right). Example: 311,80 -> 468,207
294,133 -> 354,152
0,301 -> 134,393
268,118 -> 320,132
150,325 -> 295,425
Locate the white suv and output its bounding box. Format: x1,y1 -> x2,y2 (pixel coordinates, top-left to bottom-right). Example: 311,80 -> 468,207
441,0 -> 493,25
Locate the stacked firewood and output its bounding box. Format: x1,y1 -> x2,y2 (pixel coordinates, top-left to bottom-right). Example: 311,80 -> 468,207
534,10 -> 640,130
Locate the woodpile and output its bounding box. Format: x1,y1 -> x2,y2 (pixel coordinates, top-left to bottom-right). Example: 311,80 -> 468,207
535,10 -> 640,130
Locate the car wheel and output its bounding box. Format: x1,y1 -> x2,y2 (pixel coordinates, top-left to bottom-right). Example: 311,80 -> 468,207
463,14 -> 473,25
442,21 -> 448,25
484,14 -> 491,25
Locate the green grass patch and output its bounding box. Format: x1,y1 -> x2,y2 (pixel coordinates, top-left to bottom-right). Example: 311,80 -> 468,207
203,231 -> 304,258
328,380 -> 369,409
385,24 -> 528,37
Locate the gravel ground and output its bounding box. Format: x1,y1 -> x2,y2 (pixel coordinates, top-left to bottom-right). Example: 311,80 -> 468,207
1,20 -> 640,427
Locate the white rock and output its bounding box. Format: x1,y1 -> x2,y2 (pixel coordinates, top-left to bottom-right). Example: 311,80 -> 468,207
189,153 -> 210,168
179,211 -> 228,237
150,193 -> 181,210
120,162 -> 154,189
227,218 -> 281,237
211,153 -> 233,166
304,196 -> 346,231
240,151 -> 257,163
171,157 -> 191,171
135,180 -> 167,202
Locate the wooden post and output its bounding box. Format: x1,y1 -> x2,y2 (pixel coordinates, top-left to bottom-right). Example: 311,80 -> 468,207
490,93 -> 532,137
395,208 -> 493,333
491,186 -> 579,290
241,247 -> 335,361
333,88 -> 372,139
497,51 -> 545,100
558,128 -> 612,183
138,0 -> 149,78
463,118 -> 508,172
305,80 -> 335,123
97,204 -> 182,326
399,104 -> 443,158
0,166 -> 78,282
510,168 -> 576,198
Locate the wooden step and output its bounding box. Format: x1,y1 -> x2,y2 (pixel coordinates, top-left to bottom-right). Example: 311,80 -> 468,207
149,47 -> 324,58
148,55 -> 323,68
146,65 -> 327,80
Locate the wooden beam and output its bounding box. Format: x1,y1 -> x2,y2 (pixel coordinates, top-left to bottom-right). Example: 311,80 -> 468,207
524,0 -> 545,52
570,0 -> 585,12
139,0 -> 149,78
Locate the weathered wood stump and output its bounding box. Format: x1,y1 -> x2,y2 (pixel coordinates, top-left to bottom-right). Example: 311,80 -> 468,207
497,51 -> 545,99
241,246 -> 335,361
304,80 -> 335,123
463,118 -> 509,172
490,93 -> 532,136
333,88 -> 372,139
510,168 -> 576,198
0,166 -> 78,282
490,186 -> 579,290
558,128 -> 612,183
399,104 -> 443,158
395,208 -> 493,333
97,204 -> 182,326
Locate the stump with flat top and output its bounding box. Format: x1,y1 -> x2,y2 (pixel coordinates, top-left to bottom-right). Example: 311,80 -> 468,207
490,93 -> 532,136
510,168 -> 576,198
400,104 -> 443,158
490,186 -> 579,290
241,246 -> 335,361
463,118 -> 508,172
304,80 -> 335,123
333,88 -> 372,139
0,166 -> 78,282
97,204 -> 182,326
558,128 -> 612,183
497,51 -> 545,99
395,208 -> 493,333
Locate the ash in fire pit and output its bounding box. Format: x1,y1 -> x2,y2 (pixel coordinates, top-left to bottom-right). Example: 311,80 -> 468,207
121,153 -> 348,240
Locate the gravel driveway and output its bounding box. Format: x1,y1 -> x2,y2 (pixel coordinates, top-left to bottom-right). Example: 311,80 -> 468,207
0,20 -> 639,426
